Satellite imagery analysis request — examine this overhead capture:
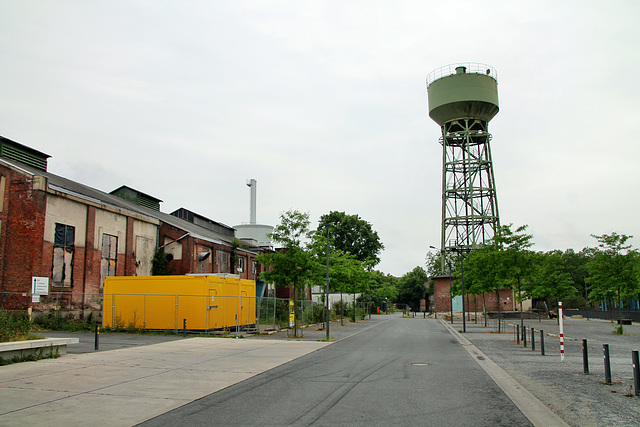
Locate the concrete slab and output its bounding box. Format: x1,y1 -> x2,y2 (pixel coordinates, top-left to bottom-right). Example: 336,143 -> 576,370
0,337 -> 330,426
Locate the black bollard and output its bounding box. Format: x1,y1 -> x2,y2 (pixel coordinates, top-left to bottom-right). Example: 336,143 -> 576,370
531,327 -> 535,352
540,330 -> 545,356
632,351 -> 639,397
516,325 -> 520,344
582,339 -> 589,374
183,319 -> 187,337
603,344 -> 612,384
523,325 -> 527,348
94,324 -> 100,351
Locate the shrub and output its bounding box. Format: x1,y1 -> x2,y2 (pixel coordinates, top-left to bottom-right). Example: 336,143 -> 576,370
0,309 -> 33,342
32,310 -> 96,332
302,303 -> 325,324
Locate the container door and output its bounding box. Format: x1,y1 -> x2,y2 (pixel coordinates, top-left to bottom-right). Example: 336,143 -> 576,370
207,289 -> 219,329
240,290 -> 248,326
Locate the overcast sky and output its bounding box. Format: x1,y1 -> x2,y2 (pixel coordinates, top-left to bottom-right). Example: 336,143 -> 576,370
1,1 -> 639,277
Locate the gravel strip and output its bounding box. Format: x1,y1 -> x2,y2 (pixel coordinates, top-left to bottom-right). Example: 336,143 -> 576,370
457,316 -> 640,426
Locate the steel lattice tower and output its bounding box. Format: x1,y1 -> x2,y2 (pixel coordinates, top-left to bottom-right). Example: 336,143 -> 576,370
427,63 -> 501,254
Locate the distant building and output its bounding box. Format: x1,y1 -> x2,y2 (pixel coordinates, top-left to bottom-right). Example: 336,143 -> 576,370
430,274 -> 517,314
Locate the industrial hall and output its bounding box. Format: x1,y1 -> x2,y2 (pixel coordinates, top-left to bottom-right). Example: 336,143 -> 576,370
0,135 -> 272,318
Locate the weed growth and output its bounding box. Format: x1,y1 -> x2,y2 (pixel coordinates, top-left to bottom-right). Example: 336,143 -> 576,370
0,309 -> 33,342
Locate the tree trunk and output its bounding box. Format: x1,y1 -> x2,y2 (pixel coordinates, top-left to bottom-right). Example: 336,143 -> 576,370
518,279 -> 524,333
495,289 -> 502,332
482,294 -> 487,327
617,288 -> 622,322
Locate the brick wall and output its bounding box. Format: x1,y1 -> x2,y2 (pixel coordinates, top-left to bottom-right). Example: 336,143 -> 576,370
432,275 -> 515,313
159,223 -> 262,280
0,166 -> 47,309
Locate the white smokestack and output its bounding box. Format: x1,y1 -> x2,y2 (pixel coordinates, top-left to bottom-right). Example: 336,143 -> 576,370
246,179 -> 257,224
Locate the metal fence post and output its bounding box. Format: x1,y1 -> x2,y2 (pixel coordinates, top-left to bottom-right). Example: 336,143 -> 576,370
143,294 -> 147,330
236,295 -> 240,337
112,293 -> 116,329
174,295 -> 179,333
256,296 -> 260,333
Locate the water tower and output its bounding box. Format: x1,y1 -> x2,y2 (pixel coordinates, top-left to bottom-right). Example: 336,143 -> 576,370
427,63 -> 501,254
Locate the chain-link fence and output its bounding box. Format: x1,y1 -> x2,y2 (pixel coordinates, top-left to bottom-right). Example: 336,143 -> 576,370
1,291 -> 326,334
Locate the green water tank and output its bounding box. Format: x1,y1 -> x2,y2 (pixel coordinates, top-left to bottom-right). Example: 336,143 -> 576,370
427,64 -> 499,126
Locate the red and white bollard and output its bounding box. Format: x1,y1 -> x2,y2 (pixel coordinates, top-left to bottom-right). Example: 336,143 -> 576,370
559,301 -> 565,362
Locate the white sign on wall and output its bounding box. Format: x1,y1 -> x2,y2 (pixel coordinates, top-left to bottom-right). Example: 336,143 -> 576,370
32,277 -> 49,295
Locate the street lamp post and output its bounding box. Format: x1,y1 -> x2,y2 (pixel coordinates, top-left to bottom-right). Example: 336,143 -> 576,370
458,249 -> 466,333
325,225 -> 331,340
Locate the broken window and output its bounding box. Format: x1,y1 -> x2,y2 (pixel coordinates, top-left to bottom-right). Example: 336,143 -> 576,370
100,234 -> 118,289
52,223 -> 75,287
218,251 -> 229,273
237,257 -> 245,273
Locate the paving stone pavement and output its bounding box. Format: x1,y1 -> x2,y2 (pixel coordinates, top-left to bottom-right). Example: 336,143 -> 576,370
440,315 -> 640,427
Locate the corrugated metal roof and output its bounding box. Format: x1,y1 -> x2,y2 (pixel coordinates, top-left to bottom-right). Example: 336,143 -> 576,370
0,157 -> 236,246
0,135 -> 50,171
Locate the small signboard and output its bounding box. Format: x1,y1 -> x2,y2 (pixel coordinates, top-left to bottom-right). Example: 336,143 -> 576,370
289,300 -> 295,327
31,277 -> 49,296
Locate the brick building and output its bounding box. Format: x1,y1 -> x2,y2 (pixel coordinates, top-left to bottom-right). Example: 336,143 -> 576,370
0,136 -> 270,317
431,274 -> 516,314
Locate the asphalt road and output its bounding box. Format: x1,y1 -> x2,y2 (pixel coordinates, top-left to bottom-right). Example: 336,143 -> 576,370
138,316 -> 532,426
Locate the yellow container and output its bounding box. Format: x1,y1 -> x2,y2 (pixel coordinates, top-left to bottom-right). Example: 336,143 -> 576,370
103,275 -> 256,331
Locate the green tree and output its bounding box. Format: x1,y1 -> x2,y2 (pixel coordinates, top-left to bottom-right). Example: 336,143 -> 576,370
151,249 -> 172,276
461,224 -> 534,329
309,225 -> 372,322
561,249 -> 590,308
368,270 -> 398,310
396,267 -> 428,312
586,232 -> 639,321
493,224 -> 535,330
324,251 -> 369,323
530,250 -> 576,321
317,211 -> 384,267
462,245 -> 502,326
256,210 -> 321,336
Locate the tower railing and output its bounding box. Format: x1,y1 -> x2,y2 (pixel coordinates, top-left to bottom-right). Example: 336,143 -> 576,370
427,62 -> 498,86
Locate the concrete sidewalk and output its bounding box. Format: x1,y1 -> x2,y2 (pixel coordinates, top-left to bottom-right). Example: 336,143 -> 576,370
0,338 -> 329,426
